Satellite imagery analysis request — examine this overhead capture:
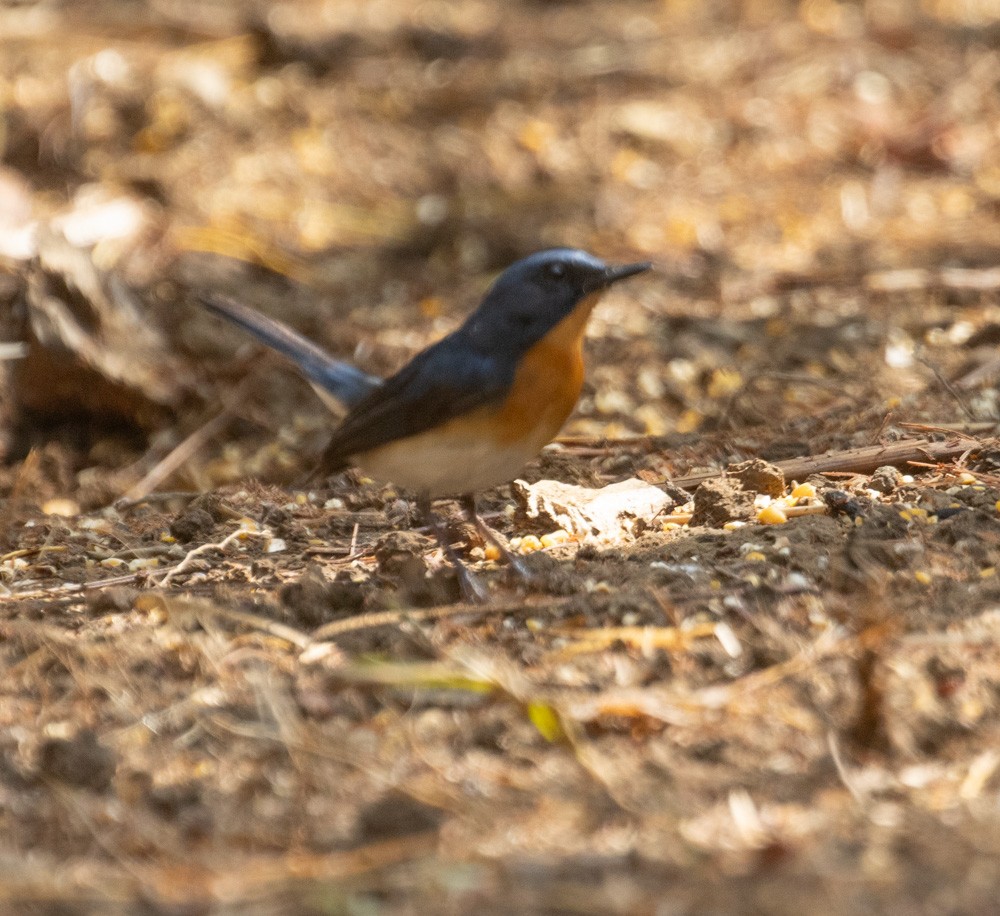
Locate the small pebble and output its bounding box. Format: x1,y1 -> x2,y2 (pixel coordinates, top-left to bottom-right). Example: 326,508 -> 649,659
869,465 -> 903,494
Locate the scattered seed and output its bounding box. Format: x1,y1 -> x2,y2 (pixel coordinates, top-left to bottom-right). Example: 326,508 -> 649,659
517,535 -> 543,553
758,505 -> 788,525
791,482 -> 817,500
540,529 -> 571,548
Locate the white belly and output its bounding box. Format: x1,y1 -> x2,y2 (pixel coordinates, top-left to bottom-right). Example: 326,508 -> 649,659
356,424 -> 549,497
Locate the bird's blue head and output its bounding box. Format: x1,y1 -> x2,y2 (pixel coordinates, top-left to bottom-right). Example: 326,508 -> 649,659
461,248 -> 651,354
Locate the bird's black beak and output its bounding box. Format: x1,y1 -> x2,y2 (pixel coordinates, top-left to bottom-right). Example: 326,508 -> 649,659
604,261 -> 652,285
579,260 -> 652,294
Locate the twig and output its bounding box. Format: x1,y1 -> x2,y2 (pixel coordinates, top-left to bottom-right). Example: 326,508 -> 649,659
120,410 -> 231,503
201,604 -> 312,649
955,355 -> 1000,391
539,621 -> 717,662
670,436 -> 994,490
309,595 -> 573,642
159,527 -> 269,587
897,422 -> 989,438
915,354 -> 975,421
0,571 -> 142,603
828,731 -> 870,807
114,491 -> 200,512
1,545 -> 68,563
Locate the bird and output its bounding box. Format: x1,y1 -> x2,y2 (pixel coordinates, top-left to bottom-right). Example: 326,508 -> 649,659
197,248 -> 651,600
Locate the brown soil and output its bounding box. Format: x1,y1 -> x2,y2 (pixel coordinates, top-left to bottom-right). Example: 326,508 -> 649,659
4,2 -> 1000,913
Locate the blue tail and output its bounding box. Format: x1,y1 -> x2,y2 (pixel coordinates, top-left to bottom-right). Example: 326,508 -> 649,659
196,293 -> 382,409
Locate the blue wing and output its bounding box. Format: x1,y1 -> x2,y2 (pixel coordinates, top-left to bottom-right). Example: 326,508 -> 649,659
196,293 -> 382,409
318,330 -> 514,473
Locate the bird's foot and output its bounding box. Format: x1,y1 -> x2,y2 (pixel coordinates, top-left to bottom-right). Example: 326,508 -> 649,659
509,549 -> 536,582
454,562 -> 490,604
460,496 -> 536,586
419,495 -> 493,603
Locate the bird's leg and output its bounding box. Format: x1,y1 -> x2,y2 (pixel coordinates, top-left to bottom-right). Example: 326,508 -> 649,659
459,494 -> 535,582
417,493 -> 489,604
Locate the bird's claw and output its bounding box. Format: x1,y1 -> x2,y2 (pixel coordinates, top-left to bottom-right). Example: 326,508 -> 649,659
455,564 -> 490,604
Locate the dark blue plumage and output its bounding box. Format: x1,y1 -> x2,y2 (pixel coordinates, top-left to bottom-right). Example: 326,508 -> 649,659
196,248 -> 651,600
196,292 -> 381,408
318,249 -> 649,473
196,249 -> 650,488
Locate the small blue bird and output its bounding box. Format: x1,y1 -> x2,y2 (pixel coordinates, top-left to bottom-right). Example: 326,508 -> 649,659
198,248 -> 650,599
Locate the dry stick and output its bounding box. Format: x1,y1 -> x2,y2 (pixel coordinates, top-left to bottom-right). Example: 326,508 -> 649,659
203,604 -> 312,650
827,731 -> 871,808
898,422 -> 990,438
955,355 -> 1000,391
159,527 -> 269,587
0,571 -> 142,603
916,354 -> 975,421
123,371 -> 295,505
114,491 -> 200,512
0,545 -> 68,563
310,595 -> 574,642
669,436 -> 996,491
120,409 -> 232,503
205,833 -> 439,891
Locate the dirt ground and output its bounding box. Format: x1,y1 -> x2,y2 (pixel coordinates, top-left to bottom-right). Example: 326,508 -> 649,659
5,1 -> 1000,913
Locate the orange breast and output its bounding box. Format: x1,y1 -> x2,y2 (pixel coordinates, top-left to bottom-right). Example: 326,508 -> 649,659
354,294 -> 601,496
490,292 -> 598,447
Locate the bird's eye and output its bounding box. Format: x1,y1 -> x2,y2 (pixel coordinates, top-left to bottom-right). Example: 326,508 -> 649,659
547,262 -> 566,280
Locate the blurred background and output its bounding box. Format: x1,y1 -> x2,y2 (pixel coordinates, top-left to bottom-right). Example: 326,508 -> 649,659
3,0 -> 1000,508
7,4 -> 1000,913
